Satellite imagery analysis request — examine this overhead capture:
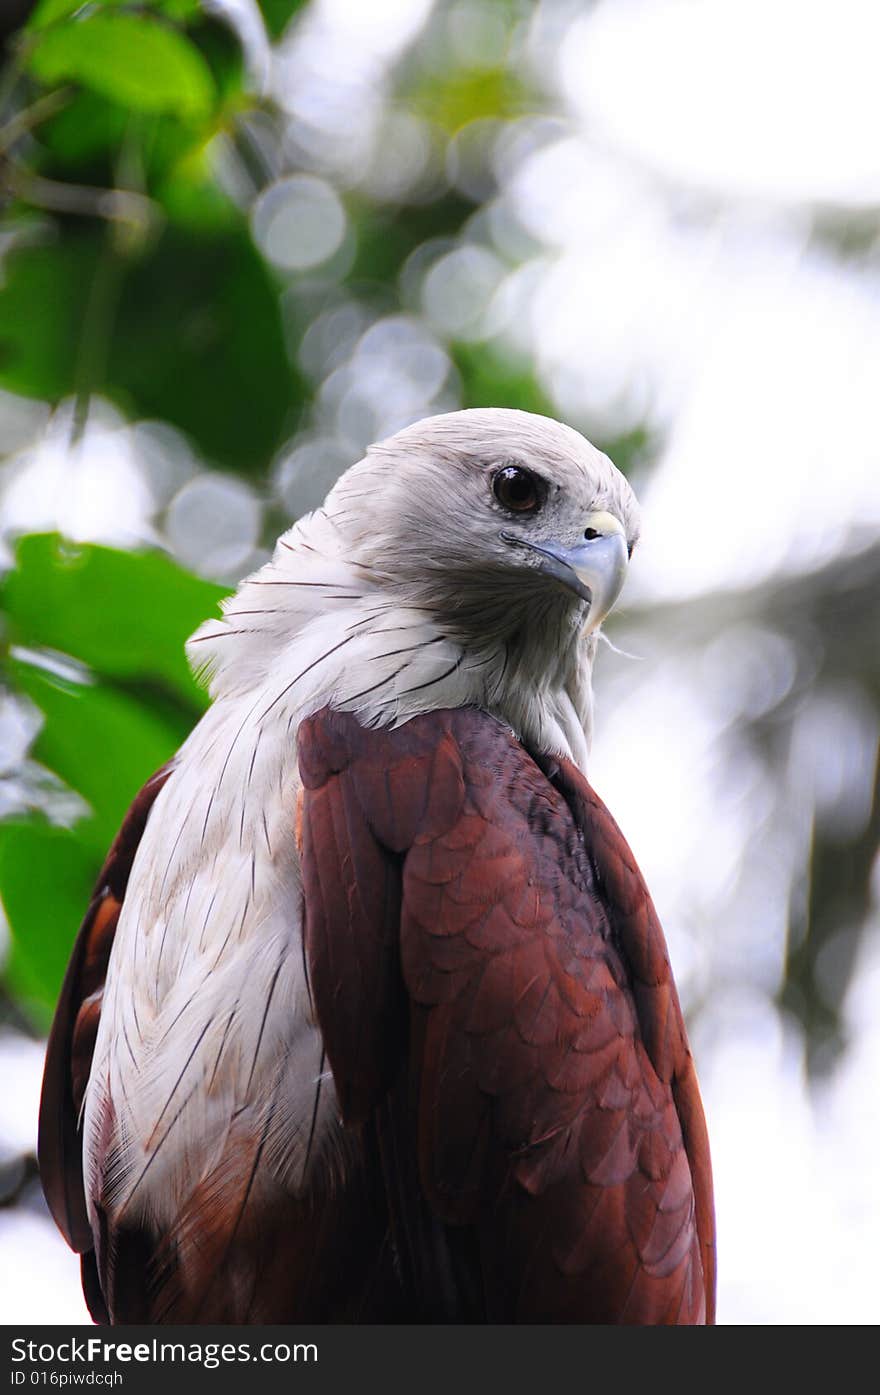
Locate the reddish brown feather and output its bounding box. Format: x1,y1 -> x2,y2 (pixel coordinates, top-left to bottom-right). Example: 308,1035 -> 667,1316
103,1121 -> 397,1324
38,766 -> 172,1259
547,755 -> 717,1319
299,756 -> 408,1124
299,705 -> 716,1324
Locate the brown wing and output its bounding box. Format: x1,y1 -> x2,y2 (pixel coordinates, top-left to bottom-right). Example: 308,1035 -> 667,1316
298,705 -> 716,1324
38,765 -> 173,1321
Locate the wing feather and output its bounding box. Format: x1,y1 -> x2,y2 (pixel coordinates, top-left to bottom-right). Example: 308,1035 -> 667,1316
298,705 -> 716,1324
38,766 -> 172,1265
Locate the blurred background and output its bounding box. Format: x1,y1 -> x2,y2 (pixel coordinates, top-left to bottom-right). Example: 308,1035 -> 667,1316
0,0 -> 878,1325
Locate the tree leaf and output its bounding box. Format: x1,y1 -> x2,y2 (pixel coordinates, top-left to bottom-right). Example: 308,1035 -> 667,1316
27,13 -> 216,121
452,341 -> 556,417
10,654 -> 189,856
0,818 -> 96,1024
112,225 -> 299,471
255,1 -> 307,42
1,533 -> 227,709
0,235 -> 92,401
26,0 -> 85,30
29,3 -> 210,33
0,535 -> 223,1029
35,86 -> 129,165
0,225 -> 296,471
159,0 -> 202,19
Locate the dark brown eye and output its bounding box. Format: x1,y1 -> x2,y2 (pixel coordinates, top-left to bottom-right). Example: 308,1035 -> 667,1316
493,466 -> 543,513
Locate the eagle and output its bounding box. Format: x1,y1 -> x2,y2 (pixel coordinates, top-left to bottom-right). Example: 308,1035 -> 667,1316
39,408 -> 716,1324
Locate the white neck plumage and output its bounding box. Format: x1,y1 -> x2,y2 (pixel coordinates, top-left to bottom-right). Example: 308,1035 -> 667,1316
186,508 -> 597,771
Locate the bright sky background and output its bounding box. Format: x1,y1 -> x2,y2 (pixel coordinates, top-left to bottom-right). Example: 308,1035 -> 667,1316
2,0 -> 879,1325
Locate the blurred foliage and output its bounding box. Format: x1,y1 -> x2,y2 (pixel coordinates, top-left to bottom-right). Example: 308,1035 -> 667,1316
0,0 -> 561,1026
3,532 -> 223,704
409,63 -> 532,131
1,2 -> 295,472
26,13 -> 216,119
0,534 -> 225,1025
256,2 -> 307,42
619,540 -> 880,1077
0,0 -> 875,1099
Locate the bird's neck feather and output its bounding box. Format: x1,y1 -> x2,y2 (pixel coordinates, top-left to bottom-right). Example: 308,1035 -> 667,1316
186,514 -> 596,769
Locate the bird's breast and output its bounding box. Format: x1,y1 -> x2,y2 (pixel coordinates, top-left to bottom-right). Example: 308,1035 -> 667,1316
82,698 -> 341,1230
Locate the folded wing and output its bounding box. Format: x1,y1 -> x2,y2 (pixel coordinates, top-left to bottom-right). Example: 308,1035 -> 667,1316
38,766 -> 172,1321
299,705 -> 715,1324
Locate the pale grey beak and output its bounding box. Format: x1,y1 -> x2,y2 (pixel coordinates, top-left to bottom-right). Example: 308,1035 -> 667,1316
502,526 -> 629,626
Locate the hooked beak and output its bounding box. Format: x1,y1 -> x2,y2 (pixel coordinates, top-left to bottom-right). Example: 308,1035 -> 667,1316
501,510 -> 629,629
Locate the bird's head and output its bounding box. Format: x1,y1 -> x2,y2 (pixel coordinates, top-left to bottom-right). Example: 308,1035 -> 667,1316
191,408 -> 640,767
325,408 -> 640,645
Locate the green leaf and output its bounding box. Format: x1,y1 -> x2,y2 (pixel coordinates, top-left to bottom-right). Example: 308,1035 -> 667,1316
10,655 -> 189,856
112,225 -> 299,471
27,13 -> 216,121
350,192 -> 475,286
452,341 -> 556,417
0,819 -> 96,1024
410,66 -> 534,133
0,235 -> 93,401
0,225 -> 297,471
1,534 -> 227,709
157,143 -> 239,230
35,86 -> 129,165
28,1 -> 202,26
188,13 -> 245,104
27,0 -> 84,28
159,0 -> 202,19
0,534 -> 224,1028
256,1 -> 307,42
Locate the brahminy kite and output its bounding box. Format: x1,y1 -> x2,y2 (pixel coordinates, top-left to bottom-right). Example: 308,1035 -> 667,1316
39,408 -> 716,1324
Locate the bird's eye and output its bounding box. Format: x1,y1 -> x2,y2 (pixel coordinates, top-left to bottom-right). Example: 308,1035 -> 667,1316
584,527 -> 601,540
493,466 -> 543,513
